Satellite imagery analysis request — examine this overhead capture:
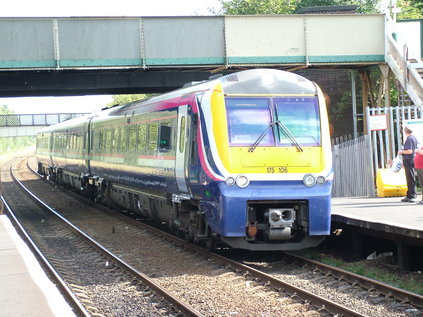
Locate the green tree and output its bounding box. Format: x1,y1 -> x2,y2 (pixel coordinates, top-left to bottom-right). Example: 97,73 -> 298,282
0,105 -> 14,114
397,0 -> 423,19
297,0 -> 380,13
106,94 -> 157,108
0,105 -> 35,153
219,0 -> 383,14
220,0 -> 297,14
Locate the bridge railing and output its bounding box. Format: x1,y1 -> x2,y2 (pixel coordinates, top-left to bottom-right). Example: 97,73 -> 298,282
0,113 -> 89,127
385,15 -> 423,107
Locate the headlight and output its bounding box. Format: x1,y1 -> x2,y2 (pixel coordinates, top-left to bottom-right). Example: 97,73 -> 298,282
225,176 -> 236,186
236,175 -> 250,188
303,174 -> 316,187
316,176 -> 326,185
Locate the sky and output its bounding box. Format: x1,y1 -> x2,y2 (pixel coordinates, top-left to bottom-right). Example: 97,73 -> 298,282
0,0 -> 222,114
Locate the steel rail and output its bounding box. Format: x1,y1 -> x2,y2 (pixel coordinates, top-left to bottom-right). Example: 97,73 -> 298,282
12,161 -> 204,317
285,252 -> 423,308
95,212 -> 366,317
26,161 -> 423,308
27,158 -> 421,315
0,194 -> 91,317
27,159 -> 363,316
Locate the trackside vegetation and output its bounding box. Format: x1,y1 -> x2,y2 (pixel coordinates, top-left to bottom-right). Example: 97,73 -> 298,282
0,105 -> 35,153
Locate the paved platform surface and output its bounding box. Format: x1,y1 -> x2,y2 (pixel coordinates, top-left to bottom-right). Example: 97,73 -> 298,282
331,197 -> 423,239
0,214 -> 75,317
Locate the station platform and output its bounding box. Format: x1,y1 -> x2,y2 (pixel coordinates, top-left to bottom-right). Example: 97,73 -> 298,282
331,196 -> 423,270
0,214 -> 75,317
331,196 -> 423,239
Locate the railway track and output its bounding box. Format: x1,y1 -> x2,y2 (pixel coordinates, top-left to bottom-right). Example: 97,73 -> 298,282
1,155 -> 421,316
2,157 -> 200,317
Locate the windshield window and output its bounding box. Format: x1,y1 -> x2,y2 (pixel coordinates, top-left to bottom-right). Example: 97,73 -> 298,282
275,97 -> 321,146
225,96 -> 321,148
226,97 -> 274,146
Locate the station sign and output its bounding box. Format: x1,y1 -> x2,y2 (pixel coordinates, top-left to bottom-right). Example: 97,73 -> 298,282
369,114 -> 387,131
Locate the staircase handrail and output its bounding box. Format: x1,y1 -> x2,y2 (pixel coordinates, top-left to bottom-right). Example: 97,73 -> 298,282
385,14 -> 423,106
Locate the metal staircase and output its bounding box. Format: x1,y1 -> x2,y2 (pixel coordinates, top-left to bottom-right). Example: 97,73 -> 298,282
385,15 -> 423,106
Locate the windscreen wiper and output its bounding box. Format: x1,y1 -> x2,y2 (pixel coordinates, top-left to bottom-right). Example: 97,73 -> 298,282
247,120 -> 304,153
248,123 -> 275,152
275,120 -> 303,152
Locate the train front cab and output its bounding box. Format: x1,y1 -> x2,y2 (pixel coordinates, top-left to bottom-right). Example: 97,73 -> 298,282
203,71 -> 332,251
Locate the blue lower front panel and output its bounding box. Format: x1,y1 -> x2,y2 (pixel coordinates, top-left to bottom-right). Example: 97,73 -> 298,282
204,180 -> 332,237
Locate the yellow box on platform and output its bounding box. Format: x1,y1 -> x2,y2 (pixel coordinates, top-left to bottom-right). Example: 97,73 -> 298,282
376,169 -> 408,197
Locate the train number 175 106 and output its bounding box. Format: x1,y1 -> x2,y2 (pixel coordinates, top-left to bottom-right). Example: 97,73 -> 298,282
266,166 -> 288,173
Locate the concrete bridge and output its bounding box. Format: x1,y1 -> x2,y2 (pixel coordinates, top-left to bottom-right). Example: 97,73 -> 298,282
0,113 -> 88,137
0,14 -> 421,106
0,15 -> 386,97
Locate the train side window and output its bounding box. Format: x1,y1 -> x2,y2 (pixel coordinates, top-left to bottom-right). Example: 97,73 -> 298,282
138,123 -> 147,151
128,125 -> 137,151
149,122 -> 158,151
159,124 -> 172,152
111,128 -> 117,150
90,131 -> 94,151
99,130 -> 103,149
121,126 -> 128,152
114,129 -> 118,150
106,129 -> 112,151
179,116 -> 186,153
77,134 -> 81,150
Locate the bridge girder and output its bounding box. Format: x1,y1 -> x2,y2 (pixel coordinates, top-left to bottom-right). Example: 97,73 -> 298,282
0,69 -> 216,97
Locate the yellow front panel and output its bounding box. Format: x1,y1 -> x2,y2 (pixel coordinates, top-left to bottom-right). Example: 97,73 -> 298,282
211,88 -> 326,175
227,147 -> 323,174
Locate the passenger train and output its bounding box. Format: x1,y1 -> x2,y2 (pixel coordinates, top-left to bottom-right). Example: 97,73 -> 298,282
36,69 -> 332,251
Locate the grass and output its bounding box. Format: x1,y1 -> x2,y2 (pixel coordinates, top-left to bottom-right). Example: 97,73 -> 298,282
293,250 -> 423,295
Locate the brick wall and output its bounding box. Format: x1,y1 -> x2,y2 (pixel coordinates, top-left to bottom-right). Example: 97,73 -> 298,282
295,69 -> 357,138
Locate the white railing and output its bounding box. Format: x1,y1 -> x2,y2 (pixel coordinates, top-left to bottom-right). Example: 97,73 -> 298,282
0,113 -> 89,127
385,14 -> 423,106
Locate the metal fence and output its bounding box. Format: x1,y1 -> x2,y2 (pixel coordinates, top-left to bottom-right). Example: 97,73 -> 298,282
332,106 -> 423,198
331,135 -> 375,198
0,113 -> 89,127
367,106 -> 423,173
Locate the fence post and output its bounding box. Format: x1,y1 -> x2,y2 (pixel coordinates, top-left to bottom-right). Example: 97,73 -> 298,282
366,107 -> 376,197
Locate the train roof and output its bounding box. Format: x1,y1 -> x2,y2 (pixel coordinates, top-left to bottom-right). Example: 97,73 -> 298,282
112,69 -> 317,115
37,69 -> 317,135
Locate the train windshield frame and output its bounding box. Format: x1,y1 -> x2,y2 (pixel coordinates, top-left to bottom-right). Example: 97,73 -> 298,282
225,97 -> 274,147
274,97 -> 321,147
225,96 -> 321,148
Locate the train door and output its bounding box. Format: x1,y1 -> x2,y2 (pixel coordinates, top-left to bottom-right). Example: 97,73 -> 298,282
175,105 -> 189,194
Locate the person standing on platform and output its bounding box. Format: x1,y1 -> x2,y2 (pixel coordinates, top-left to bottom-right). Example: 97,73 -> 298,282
398,126 -> 418,202
414,146 -> 423,204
